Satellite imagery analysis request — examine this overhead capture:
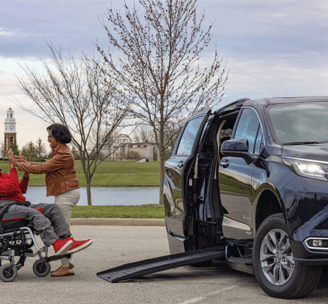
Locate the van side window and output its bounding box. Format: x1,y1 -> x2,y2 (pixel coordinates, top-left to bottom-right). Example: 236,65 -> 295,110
254,127 -> 263,155
176,116 -> 204,156
234,108 -> 260,154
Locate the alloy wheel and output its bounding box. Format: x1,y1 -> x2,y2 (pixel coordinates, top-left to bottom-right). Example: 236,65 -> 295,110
260,228 -> 295,285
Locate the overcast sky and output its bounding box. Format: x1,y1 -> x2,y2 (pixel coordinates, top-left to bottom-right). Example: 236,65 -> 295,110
1,0 -> 328,151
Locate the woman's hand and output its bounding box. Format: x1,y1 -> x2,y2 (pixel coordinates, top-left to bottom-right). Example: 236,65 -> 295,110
14,154 -> 28,173
7,149 -> 16,169
15,154 -> 27,163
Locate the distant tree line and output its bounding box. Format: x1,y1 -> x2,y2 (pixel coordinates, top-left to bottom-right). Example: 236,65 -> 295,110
1,138 -> 49,162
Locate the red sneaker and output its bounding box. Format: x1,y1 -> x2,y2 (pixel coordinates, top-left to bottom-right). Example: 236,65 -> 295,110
66,238 -> 93,254
53,238 -> 74,255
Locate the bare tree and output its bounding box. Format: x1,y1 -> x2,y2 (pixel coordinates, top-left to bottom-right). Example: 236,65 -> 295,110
127,150 -> 140,160
96,0 -> 228,205
132,125 -> 155,143
35,138 -> 47,158
164,121 -> 184,153
15,43 -> 129,205
71,145 -> 80,160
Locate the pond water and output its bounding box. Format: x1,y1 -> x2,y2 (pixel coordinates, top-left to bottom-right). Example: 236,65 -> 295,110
25,187 -> 160,206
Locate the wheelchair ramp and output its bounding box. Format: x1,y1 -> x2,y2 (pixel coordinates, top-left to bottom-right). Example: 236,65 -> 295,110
97,246 -> 225,283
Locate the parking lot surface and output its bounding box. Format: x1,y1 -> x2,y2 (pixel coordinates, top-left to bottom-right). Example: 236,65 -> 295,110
2,226 -> 328,304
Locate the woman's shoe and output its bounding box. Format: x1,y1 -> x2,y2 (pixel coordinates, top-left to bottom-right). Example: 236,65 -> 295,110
51,265 -> 74,277
50,263 -> 74,274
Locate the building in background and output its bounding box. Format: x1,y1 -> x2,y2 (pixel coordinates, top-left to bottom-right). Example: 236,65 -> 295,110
101,133 -> 159,161
1,108 -> 17,158
110,142 -> 158,161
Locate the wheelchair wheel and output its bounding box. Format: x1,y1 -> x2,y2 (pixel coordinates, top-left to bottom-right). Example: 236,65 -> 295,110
0,264 -> 18,282
33,260 -> 50,277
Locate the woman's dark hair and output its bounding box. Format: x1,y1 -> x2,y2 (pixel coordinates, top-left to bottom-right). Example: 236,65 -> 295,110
47,123 -> 72,144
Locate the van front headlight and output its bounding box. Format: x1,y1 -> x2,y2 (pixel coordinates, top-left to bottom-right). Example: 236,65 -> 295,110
283,157 -> 328,181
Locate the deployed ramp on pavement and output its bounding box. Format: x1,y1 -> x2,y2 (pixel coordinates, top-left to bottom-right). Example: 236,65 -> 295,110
97,245 -> 225,283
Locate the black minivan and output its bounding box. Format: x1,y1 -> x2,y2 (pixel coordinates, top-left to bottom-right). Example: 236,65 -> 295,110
164,97 -> 328,298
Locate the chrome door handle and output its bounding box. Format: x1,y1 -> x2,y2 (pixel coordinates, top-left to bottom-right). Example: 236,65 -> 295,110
220,159 -> 229,168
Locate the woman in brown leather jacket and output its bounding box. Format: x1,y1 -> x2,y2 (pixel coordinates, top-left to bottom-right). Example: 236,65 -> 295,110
15,123 -> 90,277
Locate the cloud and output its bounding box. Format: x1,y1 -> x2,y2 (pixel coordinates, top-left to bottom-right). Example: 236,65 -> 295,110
221,56 -> 328,105
202,0 -> 328,63
0,0 -> 111,58
0,28 -> 14,36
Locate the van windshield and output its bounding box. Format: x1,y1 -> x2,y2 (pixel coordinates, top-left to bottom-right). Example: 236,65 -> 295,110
268,102 -> 328,144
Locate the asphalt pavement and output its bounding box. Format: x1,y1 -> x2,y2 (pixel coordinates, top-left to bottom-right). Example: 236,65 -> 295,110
2,226 -> 328,304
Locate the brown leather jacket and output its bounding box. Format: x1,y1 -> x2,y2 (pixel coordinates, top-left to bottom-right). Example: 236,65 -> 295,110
17,143 -> 79,196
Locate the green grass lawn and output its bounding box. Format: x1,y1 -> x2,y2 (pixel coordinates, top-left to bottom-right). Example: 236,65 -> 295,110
0,160 -> 163,218
77,160 -> 160,187
0,160 -> 160,187
71,205 -> 165,219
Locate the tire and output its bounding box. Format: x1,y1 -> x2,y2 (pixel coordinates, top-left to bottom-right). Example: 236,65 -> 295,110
33,260 -> 51,277
0,264 -> 18,282
253,213 -> 322,299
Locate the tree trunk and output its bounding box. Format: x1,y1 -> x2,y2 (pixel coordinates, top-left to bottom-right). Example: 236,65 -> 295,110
86,177 -> 92,206
83,168 -> 93,206
80,151 -> 93,206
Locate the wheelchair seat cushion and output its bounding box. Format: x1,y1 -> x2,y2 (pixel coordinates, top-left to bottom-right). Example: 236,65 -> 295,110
2,212 -> 29,231
3,212 -> 28,222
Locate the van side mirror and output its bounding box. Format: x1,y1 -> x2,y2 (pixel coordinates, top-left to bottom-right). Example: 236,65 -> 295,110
221,139 -> 254,164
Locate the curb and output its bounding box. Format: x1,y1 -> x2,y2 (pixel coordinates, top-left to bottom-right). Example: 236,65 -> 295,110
70,218 -> 165,226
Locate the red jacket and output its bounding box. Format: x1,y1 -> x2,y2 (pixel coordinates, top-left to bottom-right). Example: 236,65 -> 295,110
0,168 -> 29,202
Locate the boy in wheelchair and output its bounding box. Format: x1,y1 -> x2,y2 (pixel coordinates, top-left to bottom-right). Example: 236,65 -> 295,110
0,150 -> 92,281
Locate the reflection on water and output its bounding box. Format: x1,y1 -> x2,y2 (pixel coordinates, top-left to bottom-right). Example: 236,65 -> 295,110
25,187 -> 160,206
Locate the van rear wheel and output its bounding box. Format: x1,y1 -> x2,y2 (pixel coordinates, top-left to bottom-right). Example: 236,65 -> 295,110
253,214 -> 322,299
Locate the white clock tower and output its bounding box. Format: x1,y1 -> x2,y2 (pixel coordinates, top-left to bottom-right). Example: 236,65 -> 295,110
4,107 -> 17,154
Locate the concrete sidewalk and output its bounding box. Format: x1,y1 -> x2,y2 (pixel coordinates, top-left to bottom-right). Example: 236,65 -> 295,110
71,218 -> 165,226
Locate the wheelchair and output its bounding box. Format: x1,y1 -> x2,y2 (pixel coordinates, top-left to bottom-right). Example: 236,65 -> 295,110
0,211 -> 70,282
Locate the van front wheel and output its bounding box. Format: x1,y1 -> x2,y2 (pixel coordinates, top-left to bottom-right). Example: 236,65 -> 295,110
253,213 -> 322,299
